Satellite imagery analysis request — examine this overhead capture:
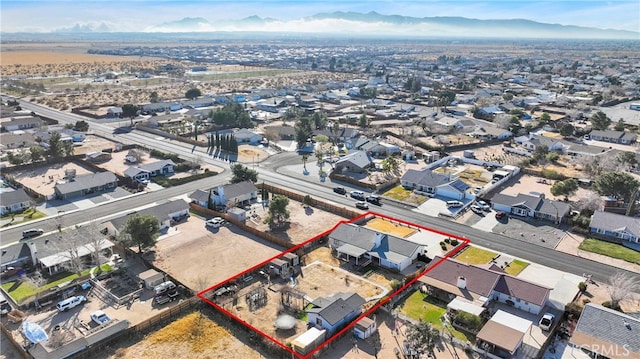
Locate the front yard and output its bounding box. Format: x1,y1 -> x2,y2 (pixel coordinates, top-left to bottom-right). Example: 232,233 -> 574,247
579,238 -> 640,265
397,290 -> 472,342
383,185 -> 428,205
454,246 -> 497,265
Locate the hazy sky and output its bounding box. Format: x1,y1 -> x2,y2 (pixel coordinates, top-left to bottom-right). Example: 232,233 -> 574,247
1,0 -> 639,33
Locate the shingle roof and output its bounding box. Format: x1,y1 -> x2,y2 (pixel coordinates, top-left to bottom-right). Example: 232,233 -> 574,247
572,303 -> 640,356
493,276 -> 549,306
108,199 -> 189,231
491,193 -> 570,217
401,169 -> 450,187
0,188 -> 31,206
54,172 -> 118,195
589,211 -> 640,238
0,243 -> 31,267
329,223 -> 421,264
308,292 -> 365,326
189,189 -> 210,204
335,150 -> 372,169
137,159 -> 175,172
217,181 -> 258,199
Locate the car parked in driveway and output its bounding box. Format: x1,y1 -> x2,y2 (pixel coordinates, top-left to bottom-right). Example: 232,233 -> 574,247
539,313 -> 555,331
56,295 -> 86,312
446,200 -> 464,208
470,204 -> 484,214
495,211 -> 507,220
476,200 -> 491,211
90,310 -> 111,325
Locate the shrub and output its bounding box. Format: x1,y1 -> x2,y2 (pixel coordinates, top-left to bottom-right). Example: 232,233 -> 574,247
582,298 -> 591,305
601,301 -> 622,312
578,281 -> 588,293
444,238 -> 451,244
541,169 -> 565,180
439,241 -> 445,246
565,302 -> 584,317
440,243 -> 447,250
450,239 -> 459,246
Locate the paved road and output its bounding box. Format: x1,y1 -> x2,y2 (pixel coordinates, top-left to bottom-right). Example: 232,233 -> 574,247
2,100 -> 634,284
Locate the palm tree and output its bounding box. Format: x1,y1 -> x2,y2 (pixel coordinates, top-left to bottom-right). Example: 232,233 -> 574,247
301,154 -> 309,171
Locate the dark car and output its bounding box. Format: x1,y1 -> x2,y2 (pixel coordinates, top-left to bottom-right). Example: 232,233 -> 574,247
495,211 -> 507,220
22,228 -> 44,238
333,187 -> 346,195
366,195 -> 381,205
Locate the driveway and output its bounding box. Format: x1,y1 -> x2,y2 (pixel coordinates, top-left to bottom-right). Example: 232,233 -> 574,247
492,217 -> 568,249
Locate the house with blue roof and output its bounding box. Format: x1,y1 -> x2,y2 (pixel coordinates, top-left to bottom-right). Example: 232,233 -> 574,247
307,292 -> 365,334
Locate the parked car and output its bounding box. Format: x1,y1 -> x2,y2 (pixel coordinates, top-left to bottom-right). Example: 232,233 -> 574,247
333,187 -> 346,195
446,200 -> 464,208
476,200 -> 491,211
205,217 -> 225,228
470,204 -> 484,214
350,191 -> 365,200
1,266 -> 23,280
90,310 -> 111,325
539,313 -> 555,331
22,228 -> 44,238
56,295 -> 86,312
495,211 -> 507,220
154,281 -> 177,297
355,201 -> 369,210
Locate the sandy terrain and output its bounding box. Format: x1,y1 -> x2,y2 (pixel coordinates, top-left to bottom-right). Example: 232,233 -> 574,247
497,174 -> 592,202
152,218 -> 284,291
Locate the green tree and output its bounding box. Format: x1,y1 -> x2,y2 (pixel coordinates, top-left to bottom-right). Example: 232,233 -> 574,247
502,92 -> 514,101
294,116 -> 314,148
381,156 -> 401,176
47,132 -> 64,158
119,214 -> 160,253
437,90 -> 456,110
230,163 -> 258,183
559,123 -> 574,137
7,149 -> 28,165
264,194 -> 290,229
149,91 -> 159,103
532,145 -> 549,162
545,152 -> 560,163
590,111 -> 611,130
550,178 -> 579,200
73,120 -> 89,132
302,194 -> 312,207
29,145 -> 45,162
405,320 -> 440,357
185,88 -> 202,100
283,106 -> 301,123
594,172 -> 640,203
358,113 -> 369,128
614,119 -> 625,131
122,103 -> 139,125
311,111 -> 327,130
540,112 -> 551,123
63,140 -> 74,157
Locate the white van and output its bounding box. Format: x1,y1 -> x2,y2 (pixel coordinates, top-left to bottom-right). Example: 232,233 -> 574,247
56,295 -> 86,312
446,200 -> 464,208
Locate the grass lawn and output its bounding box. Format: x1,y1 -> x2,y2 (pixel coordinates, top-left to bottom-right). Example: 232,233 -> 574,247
398,291 -> 472,342
579,238 -> 640,265
1,208 -> 47,225
1,264 -> 112,304
383,185 -> 427,205
504,259 -> 529,276
454,246 -> 498,265
365,218 -> 416,238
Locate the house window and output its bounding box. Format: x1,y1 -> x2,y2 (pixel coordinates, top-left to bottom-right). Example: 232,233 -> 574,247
515,298 -> 520,303
316,318 -> 322,326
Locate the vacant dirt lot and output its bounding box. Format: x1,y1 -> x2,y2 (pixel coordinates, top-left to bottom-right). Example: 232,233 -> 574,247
152,217 -> 284,291
497,174 -> 592,202
11,161 -> 94,196
245,198 -> 347,244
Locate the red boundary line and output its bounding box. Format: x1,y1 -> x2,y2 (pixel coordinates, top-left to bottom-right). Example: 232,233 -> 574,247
197,211 -> 470,359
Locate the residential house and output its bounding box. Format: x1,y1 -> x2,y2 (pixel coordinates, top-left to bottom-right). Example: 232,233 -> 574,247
123,160 -> 175,182
182,97 -> 215,109
570,303 -> 640,359
401,169 -> 470,200
264,125 -> 296,140
307,292 -> 365,334
54,172 -> 118,200
333,150 -> 373,174
354,137 -> 400,158
105,199 -> 190,235
490,193 -> 571,223
313,127 -> 359,145
233,128 -> 262,144
189,181 -> 258,209
520,135 -> 567,153
1,116 -> 43,132
328,223 -> 423,272
0,241 -> 32,271
468,125 -> 513,140
589,211 -> 640,246
434,117 -> 476,132
476,310 -> 532,358
588,130 -> 637,145
419,256 -> 551,315
142,102 -> 182,114
19,232 -> 115,275
0,188 -> 31,216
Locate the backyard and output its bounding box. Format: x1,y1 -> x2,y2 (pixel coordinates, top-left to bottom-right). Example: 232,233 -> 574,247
364,217 -> 417,238
383,185 -> 428,205
397,290 -> 473,342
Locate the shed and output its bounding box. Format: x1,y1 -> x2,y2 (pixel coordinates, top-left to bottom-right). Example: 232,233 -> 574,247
354,316 -> 377,339
138,269 -> 164,289
227,207 -> 246,223
282,252 -> 299,266
292,327 -> 326,355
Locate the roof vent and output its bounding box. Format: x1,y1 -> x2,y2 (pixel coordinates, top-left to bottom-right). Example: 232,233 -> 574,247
624,320 -> 631,330
457,276 -> 467,289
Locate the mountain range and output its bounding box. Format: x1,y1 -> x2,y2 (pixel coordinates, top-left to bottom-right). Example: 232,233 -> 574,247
60,11 -> 640,39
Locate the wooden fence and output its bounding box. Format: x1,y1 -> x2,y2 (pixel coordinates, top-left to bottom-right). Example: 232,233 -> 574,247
259,183 -> 361,219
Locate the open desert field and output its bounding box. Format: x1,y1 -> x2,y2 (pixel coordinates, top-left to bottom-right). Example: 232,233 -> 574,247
0,51 -> 142,66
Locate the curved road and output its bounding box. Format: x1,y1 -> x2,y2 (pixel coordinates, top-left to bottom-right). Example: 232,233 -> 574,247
2,100 -> 634,284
